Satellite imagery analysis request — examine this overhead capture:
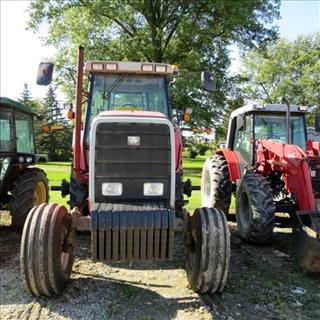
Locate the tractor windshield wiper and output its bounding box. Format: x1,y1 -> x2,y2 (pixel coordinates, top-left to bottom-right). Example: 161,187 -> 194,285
102,74 -> 126,102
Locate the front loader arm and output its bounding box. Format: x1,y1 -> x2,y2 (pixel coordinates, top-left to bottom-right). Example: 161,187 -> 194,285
255,139 -> 316,211
256,139 -> 320,272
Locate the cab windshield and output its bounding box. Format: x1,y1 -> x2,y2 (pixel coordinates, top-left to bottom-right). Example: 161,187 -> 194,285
0,110 -> 14,152
254,114 -> 306,149
85,74 -> 170,142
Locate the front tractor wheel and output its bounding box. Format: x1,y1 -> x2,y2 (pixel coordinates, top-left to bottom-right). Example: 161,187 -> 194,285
20,203 -> 75,296
185,207 -> 230,294
10,168 -> 49,228
236,173 -> 275,245
201,155 -> 232,214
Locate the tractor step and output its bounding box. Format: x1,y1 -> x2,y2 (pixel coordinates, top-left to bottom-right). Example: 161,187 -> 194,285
91,203 -> 175,262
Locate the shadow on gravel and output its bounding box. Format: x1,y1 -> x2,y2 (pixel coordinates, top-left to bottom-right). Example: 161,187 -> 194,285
35,276 -> 198,319
72,270 -> 173,288
1,273 -> 198,319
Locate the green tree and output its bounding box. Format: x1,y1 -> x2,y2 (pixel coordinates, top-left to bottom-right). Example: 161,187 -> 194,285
19,83 -> 43,112
20,83 -> 33,104
28,0 -> 280,128
18,83 -> 47,153
240,33 -> 320,107
38,86 -> 73,161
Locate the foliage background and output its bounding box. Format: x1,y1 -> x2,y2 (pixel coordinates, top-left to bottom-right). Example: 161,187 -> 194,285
27,0 -> 281,131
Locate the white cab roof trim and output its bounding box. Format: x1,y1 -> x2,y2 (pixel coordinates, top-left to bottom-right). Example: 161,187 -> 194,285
230,104 -> 308,119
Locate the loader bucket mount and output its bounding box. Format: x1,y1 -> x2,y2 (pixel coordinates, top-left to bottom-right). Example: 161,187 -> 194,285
292,211 -> 320,273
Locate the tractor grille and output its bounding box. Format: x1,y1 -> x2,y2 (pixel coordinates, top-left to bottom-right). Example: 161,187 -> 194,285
94,122 -> 171,204
309,159 -> 320,194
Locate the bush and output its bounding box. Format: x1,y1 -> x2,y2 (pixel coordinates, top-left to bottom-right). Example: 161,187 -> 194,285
182,135 -> 215,158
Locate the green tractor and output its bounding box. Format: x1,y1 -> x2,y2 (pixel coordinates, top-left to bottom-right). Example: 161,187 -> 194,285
0,97 -> 49,228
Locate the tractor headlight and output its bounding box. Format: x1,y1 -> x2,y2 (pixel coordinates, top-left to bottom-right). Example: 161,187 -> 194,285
102,182 -> 123,196
143,183 -> 164,196
18,156 -> 25,163
26,156 -> 33,163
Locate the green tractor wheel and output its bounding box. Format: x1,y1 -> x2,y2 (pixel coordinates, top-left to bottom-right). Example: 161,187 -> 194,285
10,168 -> 49,229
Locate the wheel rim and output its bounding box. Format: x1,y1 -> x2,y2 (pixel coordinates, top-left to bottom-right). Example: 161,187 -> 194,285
238,191 -> 250,231
33,181 -> 47,205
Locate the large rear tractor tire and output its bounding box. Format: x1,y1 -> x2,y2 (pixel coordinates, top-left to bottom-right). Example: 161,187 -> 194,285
185,207 -> 230,294
236,173 -> 275,245
201,155 -> 232,214
20,203 -> 75,296
10,168 -> 49,228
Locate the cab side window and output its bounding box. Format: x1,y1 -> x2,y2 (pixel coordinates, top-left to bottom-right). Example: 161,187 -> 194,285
16,113 -> 35,154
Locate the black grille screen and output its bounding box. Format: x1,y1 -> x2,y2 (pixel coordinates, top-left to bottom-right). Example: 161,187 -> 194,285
94,122 -> 171,203
310,159 -> 320,193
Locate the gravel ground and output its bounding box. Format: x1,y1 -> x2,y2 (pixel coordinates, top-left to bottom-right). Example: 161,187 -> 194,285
1,211 -> 320,320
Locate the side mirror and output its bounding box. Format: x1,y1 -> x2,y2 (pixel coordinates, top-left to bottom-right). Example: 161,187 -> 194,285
36,62 -> 54,85
315,115 -> 320,132
201,71 -> 216,92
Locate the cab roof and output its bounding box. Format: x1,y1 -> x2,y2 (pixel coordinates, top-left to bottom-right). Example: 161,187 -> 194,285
0,97 -> 36,115
230,103 -> 308,119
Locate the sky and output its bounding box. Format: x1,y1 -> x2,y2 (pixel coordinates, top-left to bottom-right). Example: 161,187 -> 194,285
0,0 -> 319,102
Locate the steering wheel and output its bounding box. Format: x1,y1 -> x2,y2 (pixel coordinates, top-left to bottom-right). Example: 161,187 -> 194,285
116,104 -> 142,111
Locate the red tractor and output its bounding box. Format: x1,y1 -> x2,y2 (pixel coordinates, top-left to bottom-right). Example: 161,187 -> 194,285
202,103 -> 320,272
20,47 -> 230,296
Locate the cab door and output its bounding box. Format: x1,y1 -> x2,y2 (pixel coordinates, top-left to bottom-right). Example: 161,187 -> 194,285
233,114 -> 253,175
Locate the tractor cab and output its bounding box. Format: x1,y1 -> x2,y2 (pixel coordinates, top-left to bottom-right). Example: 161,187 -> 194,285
83,61 -> 174,144
0,97 -> 37,194
0,97 -> 36,159
226,104 -> 308,171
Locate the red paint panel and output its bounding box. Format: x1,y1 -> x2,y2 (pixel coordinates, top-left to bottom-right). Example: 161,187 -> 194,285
255,139 -> 316,211
219,149 -> 241,181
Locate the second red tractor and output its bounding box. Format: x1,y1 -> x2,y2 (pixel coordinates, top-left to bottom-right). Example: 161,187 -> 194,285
202,103 -> 320,272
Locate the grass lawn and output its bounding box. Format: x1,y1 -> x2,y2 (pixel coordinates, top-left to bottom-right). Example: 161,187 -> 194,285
39,155 -> 234,211
38,162 -> 71,207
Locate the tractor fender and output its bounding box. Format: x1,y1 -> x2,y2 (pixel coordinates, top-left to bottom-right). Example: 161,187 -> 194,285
217,149 -> 241,181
